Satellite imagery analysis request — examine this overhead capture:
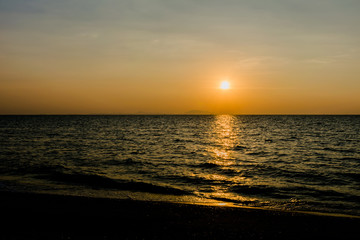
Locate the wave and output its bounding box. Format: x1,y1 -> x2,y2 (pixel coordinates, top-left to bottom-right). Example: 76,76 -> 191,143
104,158 -> 140,166
339,157 -> 360,163
238,164 -> 347,185
246,151 -> 269,156
35,171 -> 190,196
196,162 -> 220,169
8,164 -> 71,176
211,196 -> 258,205
233,145 -> 247,151
324,147 -> 357,154
230,185 -> 289,199
335,172 -> 360,182
230,184 -> 360,203
153,174 -> 232,187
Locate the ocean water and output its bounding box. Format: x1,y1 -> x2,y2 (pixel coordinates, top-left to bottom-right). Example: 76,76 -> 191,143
0,115 -> 359,216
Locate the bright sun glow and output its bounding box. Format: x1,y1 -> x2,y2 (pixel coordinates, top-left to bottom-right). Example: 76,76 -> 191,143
220,81 -> 230,90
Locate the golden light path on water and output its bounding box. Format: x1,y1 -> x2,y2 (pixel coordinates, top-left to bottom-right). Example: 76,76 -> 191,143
202,115 -> 256,205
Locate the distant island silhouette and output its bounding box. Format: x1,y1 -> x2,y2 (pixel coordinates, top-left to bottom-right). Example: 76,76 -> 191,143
184,110 -> 212,115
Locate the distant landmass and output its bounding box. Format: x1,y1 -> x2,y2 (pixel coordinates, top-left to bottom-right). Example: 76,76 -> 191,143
184,110 -> 212,115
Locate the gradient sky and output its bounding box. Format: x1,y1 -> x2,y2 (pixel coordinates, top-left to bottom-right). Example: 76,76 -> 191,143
1,0 -> 360,114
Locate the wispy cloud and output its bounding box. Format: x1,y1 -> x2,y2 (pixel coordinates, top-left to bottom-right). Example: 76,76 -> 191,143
305,53 -> 350,65
235,56 -> 289,69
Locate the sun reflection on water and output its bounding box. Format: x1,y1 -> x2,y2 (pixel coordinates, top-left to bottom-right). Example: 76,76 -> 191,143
200,115 -> 254,204
209,115 -> 239,164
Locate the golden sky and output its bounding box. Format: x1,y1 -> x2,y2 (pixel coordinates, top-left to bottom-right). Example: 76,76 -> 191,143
1,0 -> 360,114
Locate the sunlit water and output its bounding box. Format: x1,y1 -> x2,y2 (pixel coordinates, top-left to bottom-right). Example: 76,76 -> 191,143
1,115 -> 359,216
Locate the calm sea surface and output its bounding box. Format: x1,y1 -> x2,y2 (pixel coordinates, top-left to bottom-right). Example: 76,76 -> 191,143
1,115 -> 359,216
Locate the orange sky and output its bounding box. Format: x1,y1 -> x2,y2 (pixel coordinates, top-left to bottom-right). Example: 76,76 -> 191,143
1,0 -> 360,114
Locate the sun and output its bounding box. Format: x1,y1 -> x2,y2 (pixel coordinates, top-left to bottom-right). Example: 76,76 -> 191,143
220,81 -> 230,90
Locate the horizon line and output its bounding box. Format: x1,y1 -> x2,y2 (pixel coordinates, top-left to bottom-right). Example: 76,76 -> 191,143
1,113 -> 359,116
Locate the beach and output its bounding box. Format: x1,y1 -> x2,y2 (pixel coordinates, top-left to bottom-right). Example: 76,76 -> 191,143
1,191 -> 359,240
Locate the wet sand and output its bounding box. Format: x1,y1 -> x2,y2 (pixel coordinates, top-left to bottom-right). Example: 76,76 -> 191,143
1,191 -> 359,239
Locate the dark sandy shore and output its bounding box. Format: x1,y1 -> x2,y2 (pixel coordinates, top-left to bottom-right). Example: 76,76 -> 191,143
1,191 -> 359,240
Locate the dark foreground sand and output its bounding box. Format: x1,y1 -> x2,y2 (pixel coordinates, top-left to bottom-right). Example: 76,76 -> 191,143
1,191 -> 359,240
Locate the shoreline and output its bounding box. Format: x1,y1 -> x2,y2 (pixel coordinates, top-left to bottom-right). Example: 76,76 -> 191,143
180,200 -> 360,219
1,191 -> 360,239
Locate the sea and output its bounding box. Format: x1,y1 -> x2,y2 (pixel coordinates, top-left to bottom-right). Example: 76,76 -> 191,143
0,115 -> 359,216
